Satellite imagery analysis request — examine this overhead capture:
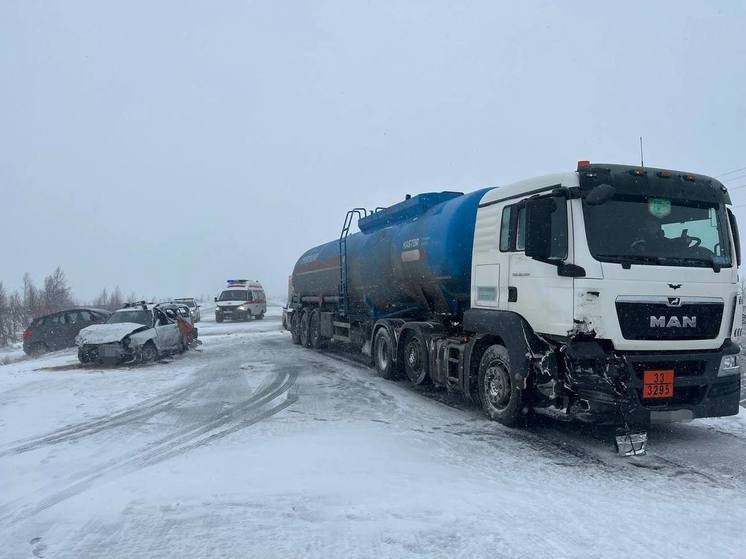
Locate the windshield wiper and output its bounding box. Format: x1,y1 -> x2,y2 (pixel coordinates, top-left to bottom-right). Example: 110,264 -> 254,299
663,256 -> 723,272
596,254 -> 723,272
594,254 -> 664,268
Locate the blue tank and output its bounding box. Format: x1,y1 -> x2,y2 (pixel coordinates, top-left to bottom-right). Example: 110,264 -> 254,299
292,188 -> 490,320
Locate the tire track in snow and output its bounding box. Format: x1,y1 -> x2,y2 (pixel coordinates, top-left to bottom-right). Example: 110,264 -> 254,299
0,366 -> 298,525
310,343 -> 744,487
0,376 -> 211,457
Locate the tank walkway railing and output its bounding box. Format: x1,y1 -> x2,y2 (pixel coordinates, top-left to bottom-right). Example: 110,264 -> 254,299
338,208 -> 368,317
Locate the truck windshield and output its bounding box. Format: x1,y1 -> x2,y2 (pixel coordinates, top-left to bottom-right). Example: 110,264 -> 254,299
218,290 -> 252,301
106,310 -> 153,327
583,195 -> 732,269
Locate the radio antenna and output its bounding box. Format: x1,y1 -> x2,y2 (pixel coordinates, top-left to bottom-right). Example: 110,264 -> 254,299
639,136 -> 644,167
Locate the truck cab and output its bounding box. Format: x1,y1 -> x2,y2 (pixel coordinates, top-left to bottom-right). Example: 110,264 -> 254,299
214,280 -> 267,322
470,162 -> 742,426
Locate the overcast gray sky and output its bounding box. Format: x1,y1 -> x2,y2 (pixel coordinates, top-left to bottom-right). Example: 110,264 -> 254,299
2,1 -> 745,301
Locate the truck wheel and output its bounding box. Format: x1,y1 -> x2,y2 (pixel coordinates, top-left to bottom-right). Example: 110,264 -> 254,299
140,341 -> 158,363
373,328 -> 397,379
477,344 -> 524,426
403,333 -> 429,385
309,309 -> 323,349
290,311 -> 302,345
255,312 -> 265,320
216,314 -> 224,323
299,309 -> 311,347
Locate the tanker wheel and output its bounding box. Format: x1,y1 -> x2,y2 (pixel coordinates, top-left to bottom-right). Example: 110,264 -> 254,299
373,327 -> 397,380
309,309 -> 324,349
299,309 -> 311,347
403,333 -> 430,385
290,311 -> 302,345
477,344 -> 525,426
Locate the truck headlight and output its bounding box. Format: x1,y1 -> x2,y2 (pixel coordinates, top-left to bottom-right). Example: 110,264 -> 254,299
237,305 -> 248,311
717,354 -> 740,376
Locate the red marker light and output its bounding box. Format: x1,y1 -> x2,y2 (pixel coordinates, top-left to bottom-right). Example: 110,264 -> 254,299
630,169 -> 646,176
657,171 -> 672,178
577,160 -> 591,170
23,329 -> 32,339
683,174 -> 696,182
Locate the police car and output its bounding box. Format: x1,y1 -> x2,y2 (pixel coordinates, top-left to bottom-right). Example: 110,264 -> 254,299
214,280 -> 267,322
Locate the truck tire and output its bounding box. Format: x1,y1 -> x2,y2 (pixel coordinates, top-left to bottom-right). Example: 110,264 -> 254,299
255,312 -> 265,320
402,333 -> 430,385
290,311 -> 302,345
309,309 -> 323,349
477,344 -> 525,426
299,309 -> 311,347
216,314 -> 224,323
373,327 -> 397,379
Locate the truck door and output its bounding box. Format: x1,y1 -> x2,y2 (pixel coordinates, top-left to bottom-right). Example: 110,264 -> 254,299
505,192 -> 575,337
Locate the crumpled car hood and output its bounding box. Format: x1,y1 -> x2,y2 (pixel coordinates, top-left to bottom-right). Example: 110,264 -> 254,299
77,323 -> 149,345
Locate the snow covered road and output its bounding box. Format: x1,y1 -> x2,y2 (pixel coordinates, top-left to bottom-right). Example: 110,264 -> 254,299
1,308 -> 745,558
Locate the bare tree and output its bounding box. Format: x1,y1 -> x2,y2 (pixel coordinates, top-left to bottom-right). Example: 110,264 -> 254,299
0,282 -> 10,346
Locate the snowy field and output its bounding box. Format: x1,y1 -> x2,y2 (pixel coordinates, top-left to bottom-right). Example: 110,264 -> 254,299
1,308 -> 746,559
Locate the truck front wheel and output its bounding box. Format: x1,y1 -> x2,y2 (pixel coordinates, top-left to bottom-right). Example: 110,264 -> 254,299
477,344 -> 525,426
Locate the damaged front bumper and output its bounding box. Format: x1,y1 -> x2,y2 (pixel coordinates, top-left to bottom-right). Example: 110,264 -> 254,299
78,343 -> 137,365
558,339 -> 741,427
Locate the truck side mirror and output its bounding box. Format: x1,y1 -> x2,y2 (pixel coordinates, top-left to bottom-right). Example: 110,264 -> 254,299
214,297 -> 218,302
525,197 -> 556,261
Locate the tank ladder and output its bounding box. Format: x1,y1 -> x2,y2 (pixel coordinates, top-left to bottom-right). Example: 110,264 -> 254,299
338,208 -> 368,318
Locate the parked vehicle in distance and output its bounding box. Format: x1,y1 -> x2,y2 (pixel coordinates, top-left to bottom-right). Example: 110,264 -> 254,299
286,161 -> 742,454
214,280 -> 267,322
23,308 -> 111,356
76,302 -> 185,364
174,298 -> 201,322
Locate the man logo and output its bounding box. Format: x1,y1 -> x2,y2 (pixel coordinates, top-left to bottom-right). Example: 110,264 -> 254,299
667,297 -> 681,307
650,316 -> 696,328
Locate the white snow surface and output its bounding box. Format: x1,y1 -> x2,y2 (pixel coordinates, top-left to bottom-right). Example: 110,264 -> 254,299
76,322 -> 147,345
1,308 -> 745,558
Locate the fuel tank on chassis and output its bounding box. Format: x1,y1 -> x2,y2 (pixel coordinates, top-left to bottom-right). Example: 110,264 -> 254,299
292,189 -> 490,320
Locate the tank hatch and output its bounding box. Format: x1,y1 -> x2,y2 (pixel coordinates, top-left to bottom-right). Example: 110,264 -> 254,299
358,191 -> 463,234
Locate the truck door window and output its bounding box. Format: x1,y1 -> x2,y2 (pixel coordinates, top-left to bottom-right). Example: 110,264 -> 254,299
548,195 -> 569,259
515,207 -> 526,251
499,206 -> 512,251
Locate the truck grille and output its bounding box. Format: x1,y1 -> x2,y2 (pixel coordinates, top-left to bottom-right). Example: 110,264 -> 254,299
616,297 -> 723,341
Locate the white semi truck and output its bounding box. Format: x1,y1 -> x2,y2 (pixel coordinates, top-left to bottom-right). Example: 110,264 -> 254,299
287,161 -> 743,452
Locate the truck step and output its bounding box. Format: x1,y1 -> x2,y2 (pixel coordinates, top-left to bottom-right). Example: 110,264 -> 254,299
332,334 -> 351,343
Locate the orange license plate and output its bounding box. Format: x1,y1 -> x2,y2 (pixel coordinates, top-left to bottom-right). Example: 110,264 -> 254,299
643,370 -> 674,399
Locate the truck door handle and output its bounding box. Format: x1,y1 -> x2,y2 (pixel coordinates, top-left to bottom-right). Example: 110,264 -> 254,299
508,286 -> 518,302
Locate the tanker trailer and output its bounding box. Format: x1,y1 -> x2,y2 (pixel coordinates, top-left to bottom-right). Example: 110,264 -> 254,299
287,161 -> 742,451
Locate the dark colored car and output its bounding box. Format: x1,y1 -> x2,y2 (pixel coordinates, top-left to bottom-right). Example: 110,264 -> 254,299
23,308 -> 112,356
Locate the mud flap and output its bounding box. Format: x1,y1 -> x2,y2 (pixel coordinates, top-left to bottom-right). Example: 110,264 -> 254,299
615,430 -> 647,457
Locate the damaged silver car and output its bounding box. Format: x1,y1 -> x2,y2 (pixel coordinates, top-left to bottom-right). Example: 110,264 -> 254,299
76,303 -> 185,365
